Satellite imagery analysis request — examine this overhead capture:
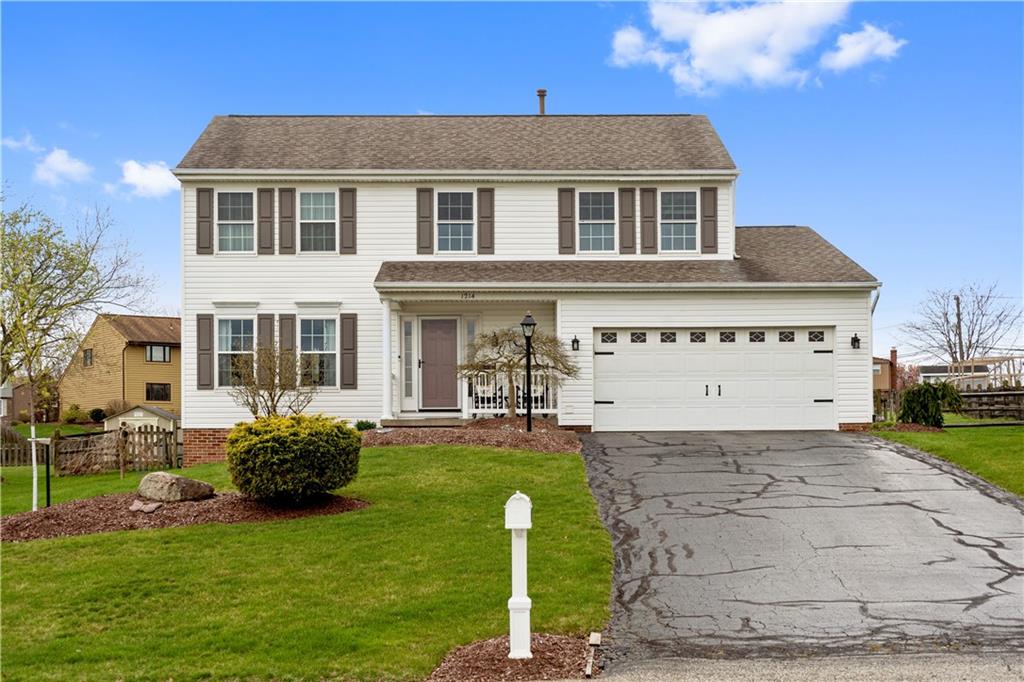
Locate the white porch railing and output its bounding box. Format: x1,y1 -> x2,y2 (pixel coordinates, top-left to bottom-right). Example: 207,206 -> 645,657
468,372 -> 558,416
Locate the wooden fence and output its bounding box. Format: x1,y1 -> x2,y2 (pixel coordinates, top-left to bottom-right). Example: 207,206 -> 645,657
959,390 -> 1024,420
1,424 -> 36,466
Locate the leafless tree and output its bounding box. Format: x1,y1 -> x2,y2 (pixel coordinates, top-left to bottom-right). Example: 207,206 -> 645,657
457,328 -> 579,418
901,283 -> 1021,365
226,344 -> 320,419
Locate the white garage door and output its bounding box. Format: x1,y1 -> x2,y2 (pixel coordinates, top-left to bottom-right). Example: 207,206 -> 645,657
593,327 -> 836,431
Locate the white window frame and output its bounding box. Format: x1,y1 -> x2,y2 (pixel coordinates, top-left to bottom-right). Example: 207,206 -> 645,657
145,345 -> 172,363
577,189 -> 617,254
435,189 -> 476,254
214,189 -> 257,255
216,316 -> 256,388
297,188 -> 339,254
658,188 -> 700,253
298,316 -> 339,388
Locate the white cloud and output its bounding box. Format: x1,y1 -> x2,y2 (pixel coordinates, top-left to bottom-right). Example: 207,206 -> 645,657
611,2 -> 905,95
2,132 -> 43,153
118,160 -> 178,198
820,23 -> 908,72
33,148 -> 92,185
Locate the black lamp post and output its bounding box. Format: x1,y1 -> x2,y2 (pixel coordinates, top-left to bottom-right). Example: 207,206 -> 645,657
520,312 -> 537,432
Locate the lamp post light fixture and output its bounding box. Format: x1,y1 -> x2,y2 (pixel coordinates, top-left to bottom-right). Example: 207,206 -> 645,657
571,335 -> 580,352
520,312 -> 537,433
851,334 -> 861,350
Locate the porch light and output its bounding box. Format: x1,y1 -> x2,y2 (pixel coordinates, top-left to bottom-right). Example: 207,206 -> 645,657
571,335 -> 580,352
851,334 -> 861,349
520,313 -> 537,338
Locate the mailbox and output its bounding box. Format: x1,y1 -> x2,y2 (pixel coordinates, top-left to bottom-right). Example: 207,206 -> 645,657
504,491 -> 532,530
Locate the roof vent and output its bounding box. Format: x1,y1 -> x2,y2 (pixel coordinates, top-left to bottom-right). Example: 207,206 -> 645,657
537,89 -> 547,115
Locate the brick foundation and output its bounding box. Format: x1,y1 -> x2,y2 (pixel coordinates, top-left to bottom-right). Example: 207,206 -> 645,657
183,428 -> 231,466
561,424 -> 593,433
839,422 -> 872,432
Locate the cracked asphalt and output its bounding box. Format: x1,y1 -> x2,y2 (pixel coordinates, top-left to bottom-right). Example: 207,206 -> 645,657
580,431 -> 1024,669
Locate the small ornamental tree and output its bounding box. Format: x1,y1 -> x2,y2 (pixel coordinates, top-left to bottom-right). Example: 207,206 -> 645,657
457,327 -> 579,418
226,343 -> 320,419
897,382 -> 961,428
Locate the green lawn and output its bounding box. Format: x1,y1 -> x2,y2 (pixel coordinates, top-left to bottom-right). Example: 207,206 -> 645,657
875,426 -> 1024,496
942,412 -> 1017,425
10,422 -> 99,438
1,446 -> 612,681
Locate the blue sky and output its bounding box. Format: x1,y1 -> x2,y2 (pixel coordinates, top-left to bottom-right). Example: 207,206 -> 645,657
2,1 -> 1021,357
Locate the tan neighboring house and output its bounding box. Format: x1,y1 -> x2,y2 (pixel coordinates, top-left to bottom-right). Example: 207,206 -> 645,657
59,315 -> 181,418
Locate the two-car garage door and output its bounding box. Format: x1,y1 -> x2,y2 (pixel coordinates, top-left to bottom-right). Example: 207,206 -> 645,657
593,327 -> 836,431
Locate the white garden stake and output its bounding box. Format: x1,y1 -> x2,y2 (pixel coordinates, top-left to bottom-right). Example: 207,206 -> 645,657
30,423 -> 38,511
504,491 -> 533,659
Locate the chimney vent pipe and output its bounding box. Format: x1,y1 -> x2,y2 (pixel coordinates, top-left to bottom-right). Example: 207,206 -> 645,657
537,89 -> 547,115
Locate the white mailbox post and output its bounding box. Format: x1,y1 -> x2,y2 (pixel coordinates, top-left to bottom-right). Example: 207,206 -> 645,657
504,490 -> 533,659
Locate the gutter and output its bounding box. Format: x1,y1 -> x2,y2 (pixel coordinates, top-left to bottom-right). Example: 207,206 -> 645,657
171,168 -> 741,182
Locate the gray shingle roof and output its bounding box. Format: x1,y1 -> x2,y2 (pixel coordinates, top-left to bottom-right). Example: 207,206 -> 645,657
374,227 -> 876,287
103,315 -> 181,345
177,115 -> 736,171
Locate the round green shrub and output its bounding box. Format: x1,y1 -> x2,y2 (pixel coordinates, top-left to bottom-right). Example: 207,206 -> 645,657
88,407 -> 107,423
354,419 -> 377,432
226,414 -> 361,503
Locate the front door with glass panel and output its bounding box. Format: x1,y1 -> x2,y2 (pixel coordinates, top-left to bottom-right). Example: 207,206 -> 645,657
420,319 -> 459,410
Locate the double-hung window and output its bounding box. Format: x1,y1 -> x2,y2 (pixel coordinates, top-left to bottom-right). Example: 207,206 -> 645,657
146,383 -> 171,402
578,192 -> 615,252
660,191 -> 697,252
300,319 -> 337,386
146,345 -> 171,362
217,192 -> 254,252
300,192 -> 337,252
437,192 -> 474,252
217,319 -> 254,386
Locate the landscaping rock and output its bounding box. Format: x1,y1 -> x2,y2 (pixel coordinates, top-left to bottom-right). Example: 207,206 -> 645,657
129,499 -> 145,512
137,471 -> 214,502
140,502 -> 162,513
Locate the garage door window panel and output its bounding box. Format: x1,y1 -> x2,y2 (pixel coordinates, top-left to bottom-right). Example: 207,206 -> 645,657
690,331 -> 706,343
779,330 -> 796,343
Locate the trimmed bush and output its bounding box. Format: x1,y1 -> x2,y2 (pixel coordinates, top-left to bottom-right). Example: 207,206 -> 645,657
354,420 -> 377,432
897,384 -> 950,428
226,414 -> 361,503
88,407 -> 107,423
63,403 -> 87,425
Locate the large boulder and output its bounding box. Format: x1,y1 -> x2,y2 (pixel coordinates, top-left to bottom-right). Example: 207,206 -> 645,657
138,471 -> 214,502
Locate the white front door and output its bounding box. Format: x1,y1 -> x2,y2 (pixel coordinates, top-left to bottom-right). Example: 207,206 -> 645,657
593,327 -> 836,431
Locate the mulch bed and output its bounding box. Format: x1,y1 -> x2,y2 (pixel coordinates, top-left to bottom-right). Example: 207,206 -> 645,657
428,634 -> 593,681
1,493 -> 367,542
872,423 -> 944,433
363,418 -> 581,454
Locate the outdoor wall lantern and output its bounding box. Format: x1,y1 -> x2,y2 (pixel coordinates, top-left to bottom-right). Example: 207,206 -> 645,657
571,335 -> 580,352
851,334 -> 861,349
520,313 -> 537,433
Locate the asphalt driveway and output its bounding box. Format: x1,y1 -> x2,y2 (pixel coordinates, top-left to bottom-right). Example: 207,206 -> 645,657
581,431 -> 1024,668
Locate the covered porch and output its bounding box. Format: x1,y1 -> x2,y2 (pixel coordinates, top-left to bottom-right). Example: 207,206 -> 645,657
379,294 -> 560,423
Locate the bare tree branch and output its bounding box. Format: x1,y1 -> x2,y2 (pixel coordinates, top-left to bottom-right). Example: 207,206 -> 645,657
226,345 -> 319,419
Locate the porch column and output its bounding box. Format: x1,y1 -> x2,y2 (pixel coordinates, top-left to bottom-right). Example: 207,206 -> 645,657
381,297 -> 395,422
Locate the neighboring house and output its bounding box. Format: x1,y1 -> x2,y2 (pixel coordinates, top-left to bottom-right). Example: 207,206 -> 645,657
919,364 -> 991,390
0,380 -> 57,423
0,381 -> 11,425
59,314 -> 182,418
103,404 -> 180,432
174,106 -> 879,464
873,348 -> 898,394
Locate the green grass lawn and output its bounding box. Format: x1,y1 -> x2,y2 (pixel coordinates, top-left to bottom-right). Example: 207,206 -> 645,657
1,446 -> 612,681
942,412 -> 1017,425
10,422 -> 99,438
875,426 -> 1024,496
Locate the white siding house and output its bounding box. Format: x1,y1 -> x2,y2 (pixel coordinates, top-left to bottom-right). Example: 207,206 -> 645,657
174,114 -> 879,463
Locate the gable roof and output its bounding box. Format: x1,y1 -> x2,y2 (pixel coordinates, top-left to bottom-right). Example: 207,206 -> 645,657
375,226 -> 876,288
176,115 -> 736,172
106,404 -> 180,422
103,315 -> 181,345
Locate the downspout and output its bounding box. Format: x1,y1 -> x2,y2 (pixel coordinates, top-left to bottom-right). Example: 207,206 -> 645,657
871,288 -> 880,315
122,342 -> 128,403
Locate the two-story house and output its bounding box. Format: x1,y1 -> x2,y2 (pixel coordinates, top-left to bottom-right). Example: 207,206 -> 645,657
59,314 -> 182,419
175,110 -> 879,464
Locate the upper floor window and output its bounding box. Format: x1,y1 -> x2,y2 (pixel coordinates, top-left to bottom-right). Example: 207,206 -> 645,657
300,192 -> 337,252
660,191 -> 697,252
83,348 -> 93,367
300,319 -> 337,387
217,192 -> 254,252
217,319 -> 254,387
437,192 -> 474,252
146,345 -> 171,363
578,191 -> 615,252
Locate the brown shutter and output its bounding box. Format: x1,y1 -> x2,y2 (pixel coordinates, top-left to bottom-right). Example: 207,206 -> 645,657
196,314 -> 214,389
257,189 -> 274,254
339,188 -> 357,254
196,188 -> 213,254
640,188 -> 658,254
279,188 -> 296,254
477,188 -> 494,254
340,313 -> 358,389
256,314 -> 275,385
416,188 -> 433,254
557,188 -> 575,255
700,186 -> 718,254
278,314 -> 297,390
618,188 -> 636,254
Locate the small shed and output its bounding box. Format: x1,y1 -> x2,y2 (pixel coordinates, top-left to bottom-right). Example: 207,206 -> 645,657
104,405 -> 179,432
